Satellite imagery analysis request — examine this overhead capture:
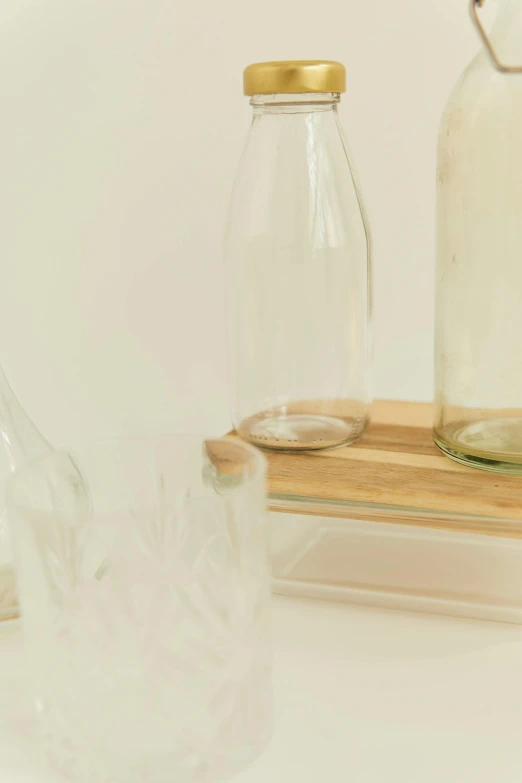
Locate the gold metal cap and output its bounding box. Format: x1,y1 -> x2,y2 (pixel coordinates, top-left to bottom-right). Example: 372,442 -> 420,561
243,60 -> 346,96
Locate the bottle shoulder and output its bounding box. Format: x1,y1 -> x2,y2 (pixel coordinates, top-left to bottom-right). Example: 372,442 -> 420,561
229,112 -> 362,200
225,110 -> 370,263
439,50 -> 521,138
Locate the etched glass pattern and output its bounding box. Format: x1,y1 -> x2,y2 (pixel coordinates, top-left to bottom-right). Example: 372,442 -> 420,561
7,436 -> 271,783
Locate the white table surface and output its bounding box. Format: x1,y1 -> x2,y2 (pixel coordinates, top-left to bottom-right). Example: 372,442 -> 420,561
2,596 -> 522,783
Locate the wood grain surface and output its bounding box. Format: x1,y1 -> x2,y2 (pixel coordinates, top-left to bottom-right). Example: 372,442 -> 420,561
235,401 -> 522,536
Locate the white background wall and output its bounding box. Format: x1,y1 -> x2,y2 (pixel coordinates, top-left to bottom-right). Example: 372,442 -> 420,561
0,0 -> 484,445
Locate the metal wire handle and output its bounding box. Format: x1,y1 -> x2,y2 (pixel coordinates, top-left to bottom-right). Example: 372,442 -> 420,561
470,0 -> 522,73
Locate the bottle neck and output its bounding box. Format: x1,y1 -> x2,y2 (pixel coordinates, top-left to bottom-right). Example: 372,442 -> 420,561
490,0 -> 522,64
0,366 -> 50,471
250,92 -> 340,114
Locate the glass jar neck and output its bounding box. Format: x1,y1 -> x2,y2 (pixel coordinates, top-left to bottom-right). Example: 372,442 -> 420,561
490,0 -> 522,63
250,93 -> 340,114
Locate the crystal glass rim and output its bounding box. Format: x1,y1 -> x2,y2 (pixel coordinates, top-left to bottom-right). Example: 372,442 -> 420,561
6,433 -> 267,512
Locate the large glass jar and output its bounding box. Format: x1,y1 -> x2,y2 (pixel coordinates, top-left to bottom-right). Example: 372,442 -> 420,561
434,0 -> 522,472
225,61 -> 371,452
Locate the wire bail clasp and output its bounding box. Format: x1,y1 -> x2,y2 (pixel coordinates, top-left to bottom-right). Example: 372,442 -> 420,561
470,0 -> 522,73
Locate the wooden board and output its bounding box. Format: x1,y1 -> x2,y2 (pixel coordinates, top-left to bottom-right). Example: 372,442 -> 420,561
237,401 -> 522,536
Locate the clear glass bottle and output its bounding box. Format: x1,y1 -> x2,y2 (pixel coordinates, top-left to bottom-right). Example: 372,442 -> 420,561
225,61 -> 371,451
434,0 -> 522,472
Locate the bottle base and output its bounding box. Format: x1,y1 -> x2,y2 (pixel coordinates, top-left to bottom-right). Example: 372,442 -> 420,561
238,410 -> 366,452
434,417 -> 522,474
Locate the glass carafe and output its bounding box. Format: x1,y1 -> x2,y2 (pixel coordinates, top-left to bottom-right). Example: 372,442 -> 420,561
0,366 -> 90,622
225,61 -> 371,452
0,365 -> 51,620
434,0 -> 522,472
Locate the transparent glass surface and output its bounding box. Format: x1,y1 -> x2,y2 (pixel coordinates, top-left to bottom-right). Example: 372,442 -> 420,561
7,436 -> 271,783
0,362 -> 52,622
225,92 -> 371,452
435,0 -> 522,472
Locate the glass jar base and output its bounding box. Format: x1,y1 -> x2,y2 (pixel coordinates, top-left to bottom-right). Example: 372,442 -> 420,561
434,418 -> 522,474
238,412 -> 363,451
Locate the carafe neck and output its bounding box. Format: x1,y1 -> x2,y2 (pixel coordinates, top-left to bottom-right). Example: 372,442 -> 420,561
490,0 -> 522,64
0,367 -> 50,471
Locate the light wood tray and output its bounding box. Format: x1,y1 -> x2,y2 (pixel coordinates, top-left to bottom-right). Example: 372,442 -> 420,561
260,400 -> 522,538
233,401 -> 522,622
